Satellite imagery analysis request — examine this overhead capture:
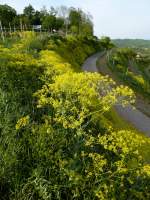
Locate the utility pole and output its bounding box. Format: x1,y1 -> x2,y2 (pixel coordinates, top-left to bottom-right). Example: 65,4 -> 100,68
20,19 -> 23,32
78,8 -> 81,35
3,26 -> 6,38
14,25 -> 16,32
9,22 -> 12,37
65,17 -> 69,36
25,24 -> 27,31
0,21 -> 4,41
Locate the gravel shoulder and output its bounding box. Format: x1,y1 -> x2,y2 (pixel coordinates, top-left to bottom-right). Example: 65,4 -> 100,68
82,53 -> 150,137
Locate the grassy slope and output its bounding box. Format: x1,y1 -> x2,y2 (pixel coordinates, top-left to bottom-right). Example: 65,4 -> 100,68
0,34 -> 150,199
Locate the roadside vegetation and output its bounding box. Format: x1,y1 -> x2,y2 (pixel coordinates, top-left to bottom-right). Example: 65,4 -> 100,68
0,30 -> 149,200
108,47 -> 150,100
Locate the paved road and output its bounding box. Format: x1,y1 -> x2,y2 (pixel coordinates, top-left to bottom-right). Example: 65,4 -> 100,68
82,53 -> 150,137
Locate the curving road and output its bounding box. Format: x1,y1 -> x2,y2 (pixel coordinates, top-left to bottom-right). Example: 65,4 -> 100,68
82,53 -> 150,137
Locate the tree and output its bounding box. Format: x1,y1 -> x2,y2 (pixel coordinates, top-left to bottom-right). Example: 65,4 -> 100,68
81,14 -> 93,36
0,4 -> 16,26
40,6 -> 48,17
57,5 -> 70,21
81,22 -> 93,36
23,4 -> 35,25
57,6 -> 70,35
55,17 -> 65,31
32,11 -> 41,25
42,15 -> 56,31
49,6 -> 57,16
69,8 -> 82,34
23,4 -> 35,17
68,8 -> 93,36
70,25 -> 78,35
100,36 -> 115,50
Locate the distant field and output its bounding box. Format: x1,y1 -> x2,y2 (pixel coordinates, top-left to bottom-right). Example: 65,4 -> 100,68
113,39 -> 150,48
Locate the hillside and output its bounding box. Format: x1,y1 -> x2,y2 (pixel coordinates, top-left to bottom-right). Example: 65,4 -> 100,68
0,31 -> 149,200
113,39 -> 150,48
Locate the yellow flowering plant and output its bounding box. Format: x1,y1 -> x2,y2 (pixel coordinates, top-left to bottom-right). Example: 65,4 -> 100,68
35,72 -> 135,129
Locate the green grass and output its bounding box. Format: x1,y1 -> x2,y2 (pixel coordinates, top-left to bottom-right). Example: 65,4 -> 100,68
105,108 -> 141,131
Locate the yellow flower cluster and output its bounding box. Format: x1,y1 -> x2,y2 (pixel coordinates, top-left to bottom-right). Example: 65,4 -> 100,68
39,50 -> 73,79
98,130 -> 150,158
16,115 -> 30,130
36,71 -> 135,129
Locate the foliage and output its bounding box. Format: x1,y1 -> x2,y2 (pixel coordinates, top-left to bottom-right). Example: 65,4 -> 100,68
35,72 -> 135,129
0,32 -> 150,200
47,35 -> 101,70
100,36 -> 115,50
68,8 -> 93,36
14,70 -> 150,199
0,4 -> 16,26
42,15 -> 56,30
23,4 -> 35,18
0,37 -> 44,199
0,3 -> 93,38
108,48 -> 150,98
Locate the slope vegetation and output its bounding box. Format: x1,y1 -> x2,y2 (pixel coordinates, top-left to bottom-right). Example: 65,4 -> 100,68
0,32 -> 150,200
